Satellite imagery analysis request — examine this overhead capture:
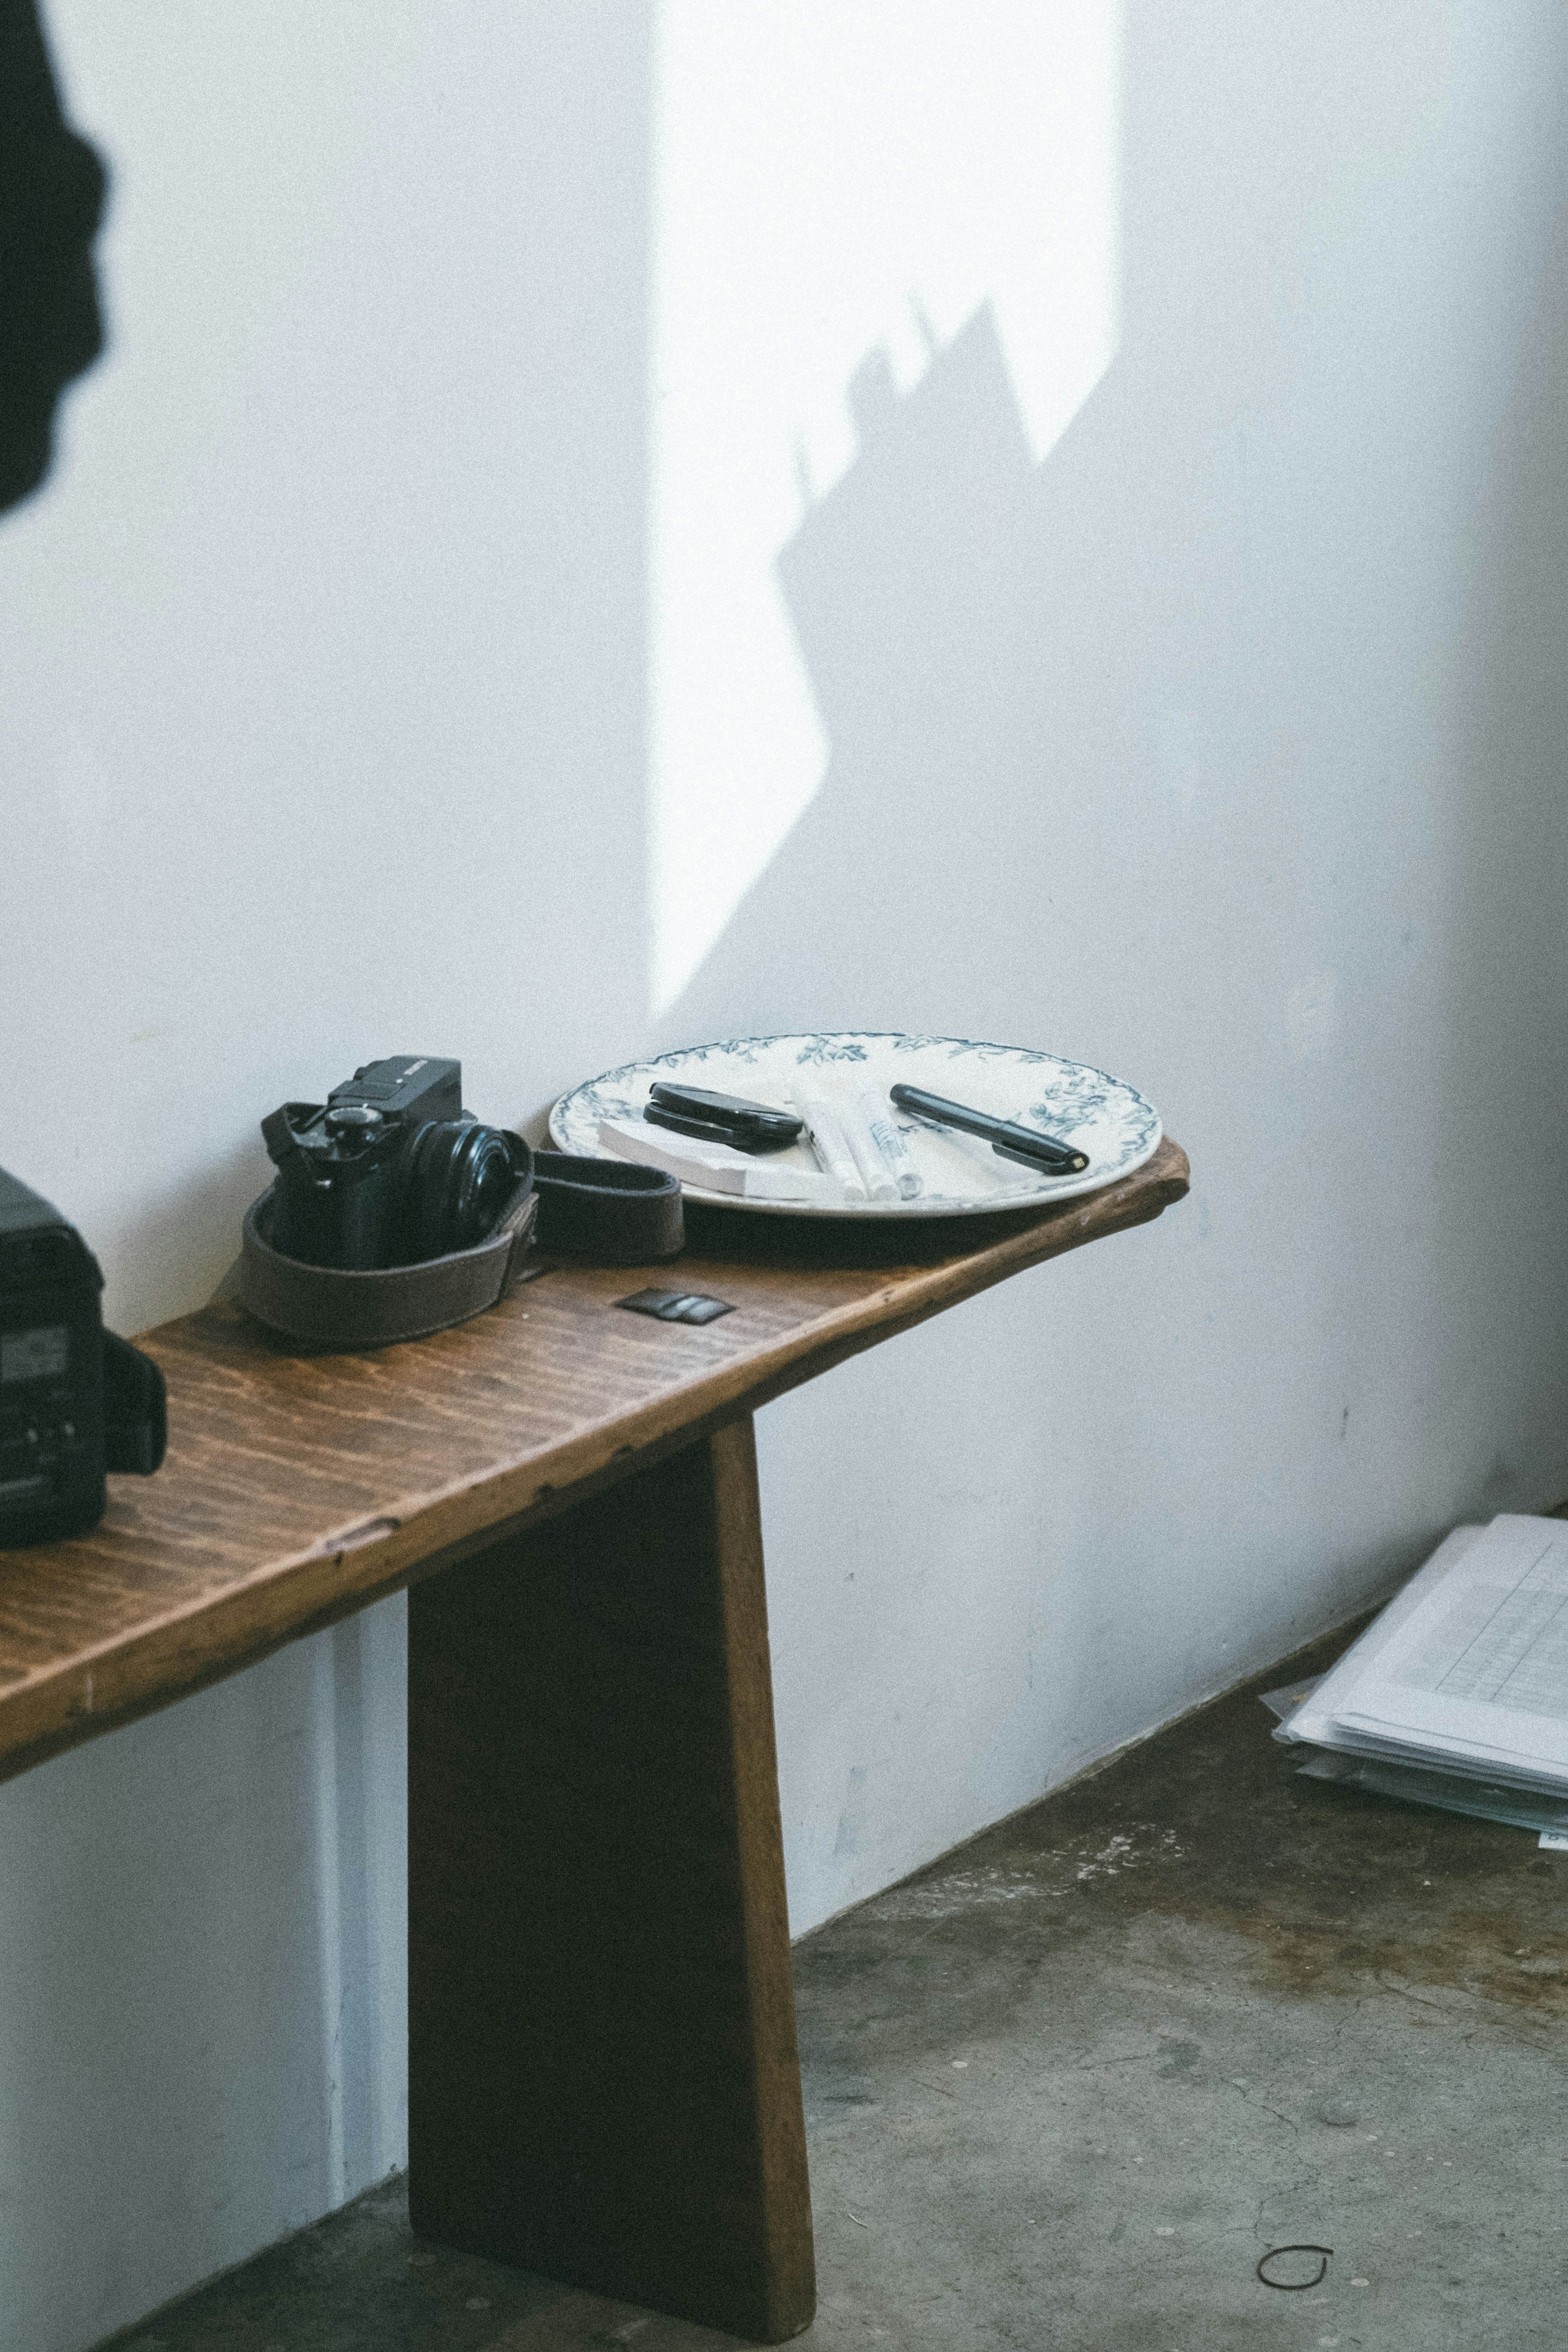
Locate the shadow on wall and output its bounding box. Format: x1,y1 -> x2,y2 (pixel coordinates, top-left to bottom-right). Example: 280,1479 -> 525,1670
656,283 -> 1084,1054
656,2 -> 1568,1900
1435,174 -> 1568,1502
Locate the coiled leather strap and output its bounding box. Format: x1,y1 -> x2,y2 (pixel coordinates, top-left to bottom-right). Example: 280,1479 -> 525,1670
531,1151 -> 684,1263
240,1140 -> 682,1349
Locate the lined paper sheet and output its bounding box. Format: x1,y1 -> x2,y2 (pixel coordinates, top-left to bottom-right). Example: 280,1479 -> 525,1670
1278,1526 -> 1483,1752
1396,1546 -> 1568,1714
1332,1517 -> 1568,1787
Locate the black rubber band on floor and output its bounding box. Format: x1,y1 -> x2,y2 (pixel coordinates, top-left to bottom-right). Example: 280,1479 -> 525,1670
1256,2244 -> 1332,2290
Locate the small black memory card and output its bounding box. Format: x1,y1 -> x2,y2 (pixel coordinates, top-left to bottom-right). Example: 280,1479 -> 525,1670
616,1287 -> 734,1326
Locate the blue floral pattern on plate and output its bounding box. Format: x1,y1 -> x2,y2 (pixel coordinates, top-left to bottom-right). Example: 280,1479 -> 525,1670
550,1033 -> 1163,1220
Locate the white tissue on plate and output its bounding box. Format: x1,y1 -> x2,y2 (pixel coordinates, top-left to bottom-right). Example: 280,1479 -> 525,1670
596,1117 -> 844,1203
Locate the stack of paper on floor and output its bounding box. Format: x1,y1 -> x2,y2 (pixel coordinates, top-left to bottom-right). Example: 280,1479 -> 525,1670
1267,1516 -> 1568,1837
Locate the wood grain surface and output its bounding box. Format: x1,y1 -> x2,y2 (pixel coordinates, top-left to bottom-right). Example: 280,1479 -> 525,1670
0,1139 -> 1187,1782
409,1418 -> 815,2341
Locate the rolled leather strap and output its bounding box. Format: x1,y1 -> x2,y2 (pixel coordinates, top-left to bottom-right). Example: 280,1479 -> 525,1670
532,1150 -> 684,1263
240,1140 -> 682,1349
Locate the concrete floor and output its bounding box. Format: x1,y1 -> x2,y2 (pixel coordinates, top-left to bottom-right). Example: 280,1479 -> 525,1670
105,1623 -> 1567,2352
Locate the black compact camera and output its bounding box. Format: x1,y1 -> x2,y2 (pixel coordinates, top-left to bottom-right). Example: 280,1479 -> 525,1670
0,1168 -> 167,1547
261,1055 -> 523,1271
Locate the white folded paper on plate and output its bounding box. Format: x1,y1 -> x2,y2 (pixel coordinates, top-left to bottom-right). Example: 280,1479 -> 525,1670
789,1086 -> 867,1200
597,1117 -> 844,1203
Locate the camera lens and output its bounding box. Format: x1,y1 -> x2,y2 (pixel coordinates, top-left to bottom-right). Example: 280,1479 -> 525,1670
401,1119 -> 519,1262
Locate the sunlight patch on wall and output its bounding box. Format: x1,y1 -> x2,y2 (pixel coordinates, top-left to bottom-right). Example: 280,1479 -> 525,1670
649,0 -> 1122,1014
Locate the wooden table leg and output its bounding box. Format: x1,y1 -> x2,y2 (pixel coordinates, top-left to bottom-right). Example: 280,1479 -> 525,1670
408,1414 -> 815,2343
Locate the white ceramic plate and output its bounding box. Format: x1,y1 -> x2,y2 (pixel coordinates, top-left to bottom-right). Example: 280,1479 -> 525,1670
549,1033 -> 1163,1220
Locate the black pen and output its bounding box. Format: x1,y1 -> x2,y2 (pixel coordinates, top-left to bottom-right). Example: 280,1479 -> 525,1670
889,1083 -> 1089,1175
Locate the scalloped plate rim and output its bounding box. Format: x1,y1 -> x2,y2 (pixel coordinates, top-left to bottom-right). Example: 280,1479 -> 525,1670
548,1031 -> 1163,1220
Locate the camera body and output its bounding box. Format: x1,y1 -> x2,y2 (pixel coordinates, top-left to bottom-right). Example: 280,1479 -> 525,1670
262,1056 -> 520,1272
0,1168 -> 166,1547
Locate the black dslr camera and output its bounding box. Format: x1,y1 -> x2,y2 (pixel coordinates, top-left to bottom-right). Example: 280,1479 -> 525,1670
261,1055 -> 522,1270
0,1169 -> 167,1547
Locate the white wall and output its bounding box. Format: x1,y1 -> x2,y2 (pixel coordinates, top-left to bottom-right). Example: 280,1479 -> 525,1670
0,8 -> 651,2347
3,5 -> 1568,2346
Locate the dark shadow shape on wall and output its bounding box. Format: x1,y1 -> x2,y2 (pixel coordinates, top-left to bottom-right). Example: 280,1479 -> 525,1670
778,301 -> 1034,812
662,298 -> 1041,1038
0,0 -> 106,513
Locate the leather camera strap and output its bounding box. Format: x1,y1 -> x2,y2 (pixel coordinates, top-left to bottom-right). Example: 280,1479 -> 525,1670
240,1140 -> 682,1350
530,1150 -> 684,1263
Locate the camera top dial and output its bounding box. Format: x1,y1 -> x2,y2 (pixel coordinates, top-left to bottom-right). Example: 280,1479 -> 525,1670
324,1103 -> 385,1143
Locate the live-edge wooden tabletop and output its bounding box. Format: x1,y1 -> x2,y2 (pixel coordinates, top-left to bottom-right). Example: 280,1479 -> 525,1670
0,1138 -> 1187,1782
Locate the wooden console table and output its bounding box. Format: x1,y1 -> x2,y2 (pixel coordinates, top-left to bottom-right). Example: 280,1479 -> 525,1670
0,1139 -> 1187,2343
